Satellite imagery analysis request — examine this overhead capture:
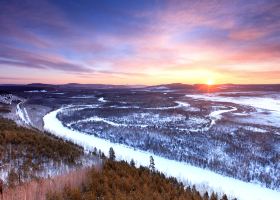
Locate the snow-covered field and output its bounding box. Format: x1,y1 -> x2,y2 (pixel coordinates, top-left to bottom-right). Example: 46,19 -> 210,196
43,107 -> 280,200
186,93 -> 280,128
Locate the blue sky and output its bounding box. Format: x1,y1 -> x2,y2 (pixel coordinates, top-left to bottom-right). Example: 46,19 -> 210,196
0,0 -> 280,84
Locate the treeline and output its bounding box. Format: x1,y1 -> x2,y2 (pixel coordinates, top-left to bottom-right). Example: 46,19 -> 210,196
0,118 -> 85,187
47,157 -> 233,200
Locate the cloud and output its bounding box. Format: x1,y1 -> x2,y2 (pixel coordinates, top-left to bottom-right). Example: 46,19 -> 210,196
0,0 -> 280,84
0,46 -> 92,73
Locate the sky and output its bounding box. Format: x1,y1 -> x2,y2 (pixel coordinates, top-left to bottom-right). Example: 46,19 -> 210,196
0,0 -> 280,85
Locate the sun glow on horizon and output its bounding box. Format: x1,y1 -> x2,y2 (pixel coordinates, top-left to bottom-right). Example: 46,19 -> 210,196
207,79 -> 214,85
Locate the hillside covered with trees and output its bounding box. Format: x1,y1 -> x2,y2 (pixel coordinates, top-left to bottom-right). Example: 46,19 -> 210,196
0,118 -> 93,187
47,159 -> 231,200
0,118 -> 233,200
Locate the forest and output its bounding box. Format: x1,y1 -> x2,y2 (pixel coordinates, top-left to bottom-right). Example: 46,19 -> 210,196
47,159 -> 231,200
0,118 -> 233,200
0,118 -> 88,187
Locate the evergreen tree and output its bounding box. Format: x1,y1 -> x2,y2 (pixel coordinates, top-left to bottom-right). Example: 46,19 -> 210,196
221,194 -> 228,200
109,147 -> 116,160
98,150 -> 102,158
210,192 -> 218,200
130,159 -> 135,167
149,156 -> 155,172
93,147 -> 97,155
203,191 -> 209,200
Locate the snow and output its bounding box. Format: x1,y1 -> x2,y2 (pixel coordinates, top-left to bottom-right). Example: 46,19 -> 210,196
98,97 -> 107,102
243,126 -> 267,133
70,95 -> 95,98
0,167 -> 8,181
25,90 -> 47,93
144,101 -> 196,111
68,116 -> 127,127
0,94 -> 21,105
175,101 -> 200,112
175,101 -> 190,107
51,92 -> 65,95
150,86 -> 168,90
43,107 -> 280,200
145,105 -> 180,110
16,102 -> 32,125
186,94 -> 280,112
209,106 -> 237,127
186,93 -> 280,127
109,105 -> 140,109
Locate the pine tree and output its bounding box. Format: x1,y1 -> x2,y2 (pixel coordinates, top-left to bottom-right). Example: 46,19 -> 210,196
93,147 -> 97,155
149,156 -> 155,172
203,191 -> 209,200
98,150 -> 102,158
109,147 -> 116,160
221,194 -> 228,200
130,159 -> 135,167
210,192 -> 218,200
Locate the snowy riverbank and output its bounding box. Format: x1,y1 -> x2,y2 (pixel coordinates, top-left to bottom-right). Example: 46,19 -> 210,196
43,106 -> 280,200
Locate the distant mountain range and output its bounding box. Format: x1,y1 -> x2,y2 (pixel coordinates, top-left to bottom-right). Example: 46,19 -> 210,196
1,83 -> 280,93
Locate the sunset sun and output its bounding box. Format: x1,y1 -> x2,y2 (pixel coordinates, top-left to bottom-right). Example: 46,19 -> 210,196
207,79 -> 214,85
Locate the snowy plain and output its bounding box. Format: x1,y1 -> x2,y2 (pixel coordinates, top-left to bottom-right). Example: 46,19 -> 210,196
186,93 -> 280,128
43,106 -> 280,200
